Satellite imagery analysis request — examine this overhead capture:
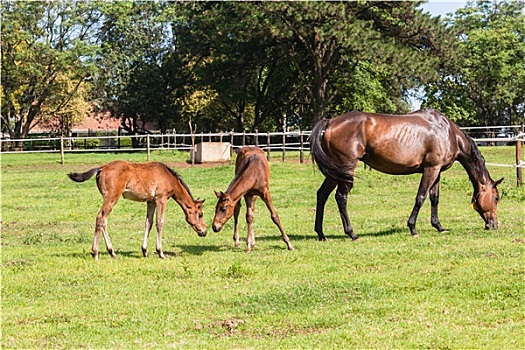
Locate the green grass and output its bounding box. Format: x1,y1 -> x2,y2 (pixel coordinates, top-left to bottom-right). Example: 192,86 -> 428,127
2,148 -> 524,349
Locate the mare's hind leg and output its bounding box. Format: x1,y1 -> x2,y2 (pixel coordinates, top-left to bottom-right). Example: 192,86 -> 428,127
407,167 -> 441,236
233,201 -> 242,248
93,195 -> 119,260
142,201 -> 156,257
262,191 -> 294,250
315,177 -> 337,241
429,175 -> 446,232
335,181 -> 358,240
244,194 -> 256,252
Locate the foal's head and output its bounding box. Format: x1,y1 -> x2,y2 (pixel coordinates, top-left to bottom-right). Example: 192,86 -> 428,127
472,178 -> 503,230
183,199 -> 207,237
212,191 -> 236,233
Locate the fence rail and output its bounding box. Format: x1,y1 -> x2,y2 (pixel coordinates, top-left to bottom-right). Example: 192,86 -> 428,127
1,128 -> 524,186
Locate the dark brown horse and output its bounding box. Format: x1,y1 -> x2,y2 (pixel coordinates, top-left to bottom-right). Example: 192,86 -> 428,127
68,160 -> 206,259
212,147 -> 294,251
310,108 -> 503,240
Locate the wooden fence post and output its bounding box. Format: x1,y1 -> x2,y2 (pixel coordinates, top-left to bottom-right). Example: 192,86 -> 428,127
60,135 -> 65,165
300,130 -> 304,164
146,134 -> 151,161
517,126 -> 523,187
282,131 -> 286,162
267,132 -> 271,161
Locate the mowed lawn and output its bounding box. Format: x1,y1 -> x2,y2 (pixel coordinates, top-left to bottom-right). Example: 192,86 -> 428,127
1,148 -> 524,349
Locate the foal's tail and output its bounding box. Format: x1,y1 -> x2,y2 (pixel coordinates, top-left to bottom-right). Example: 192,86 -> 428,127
310,118 -> 354,184
68,167 -> 100,183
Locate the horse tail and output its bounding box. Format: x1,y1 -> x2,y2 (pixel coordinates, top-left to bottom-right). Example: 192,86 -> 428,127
68,167 -> 101,183
310,118 -> 354,184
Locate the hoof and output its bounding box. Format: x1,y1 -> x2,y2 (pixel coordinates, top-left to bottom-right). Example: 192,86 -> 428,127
91,252 -> 99,260
157,250 -> 165,259
352,237 -> 360,241
412,234 -> 420,238
288,245 -> 295,251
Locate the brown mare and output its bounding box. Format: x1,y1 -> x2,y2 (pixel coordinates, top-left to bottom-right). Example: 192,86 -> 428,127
212,147 -> 294,251
310,108 -> 503,240
68,160 -> 206,259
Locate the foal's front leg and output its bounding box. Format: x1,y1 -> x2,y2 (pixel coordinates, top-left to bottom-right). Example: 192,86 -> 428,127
142,201 -> 156,257
233,201 -> 242,248
155,199 -> 167,259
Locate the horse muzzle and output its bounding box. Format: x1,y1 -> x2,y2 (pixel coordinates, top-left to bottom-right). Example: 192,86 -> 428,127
485,219 -> 498,230
212,224 -> 222,233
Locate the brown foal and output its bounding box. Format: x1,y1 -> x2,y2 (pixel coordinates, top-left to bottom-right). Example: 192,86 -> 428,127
212,147 -> 294,251
68,160 -> 206,259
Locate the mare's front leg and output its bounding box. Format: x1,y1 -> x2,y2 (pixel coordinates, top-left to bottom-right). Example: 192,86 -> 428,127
233,201 -> 242,248
93,195 -> 119,260
429,176 -> 446,232
262,191 -> 294,250
335,182 -> 358,240
142,201 -> 156,257
244,195 -> 256,252
407,167 -> 441,236
154,199 -> 167,259
315,177 -> 337,241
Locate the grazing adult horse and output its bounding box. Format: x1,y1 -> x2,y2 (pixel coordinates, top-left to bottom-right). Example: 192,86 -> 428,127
68,160 -> 206,259
310,108 -> 503,240
212,147 -> 294,251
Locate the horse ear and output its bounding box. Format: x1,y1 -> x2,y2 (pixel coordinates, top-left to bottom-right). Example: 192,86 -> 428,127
214,191 -> 220,198
494,178 -> 504,186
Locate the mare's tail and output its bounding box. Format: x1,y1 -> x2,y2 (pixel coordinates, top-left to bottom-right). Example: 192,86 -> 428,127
68,167 -> 100,183
310,119 -> 354,184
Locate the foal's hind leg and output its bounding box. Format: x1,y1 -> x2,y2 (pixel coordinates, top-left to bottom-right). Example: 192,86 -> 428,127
93,195 -> 119,260
315,177 -> 337,241
142,201 -> 156,257
244,195 -> 256,252
429,176 -> 446,232
262,191 -> 294,250
335,181 -> 358,240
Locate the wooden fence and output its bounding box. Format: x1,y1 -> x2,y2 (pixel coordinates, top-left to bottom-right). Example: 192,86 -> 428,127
1,128 -> 524,186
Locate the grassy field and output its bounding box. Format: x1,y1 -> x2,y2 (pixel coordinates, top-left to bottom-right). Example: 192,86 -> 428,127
1,148 -> 524,349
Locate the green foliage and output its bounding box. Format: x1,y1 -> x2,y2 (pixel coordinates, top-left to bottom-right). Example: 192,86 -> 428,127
423,0 -> 525,125
1,1 -> 99,139
1,150 -> 524,348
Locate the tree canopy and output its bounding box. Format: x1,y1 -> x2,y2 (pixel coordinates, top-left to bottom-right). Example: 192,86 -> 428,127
1,0 -> 523,139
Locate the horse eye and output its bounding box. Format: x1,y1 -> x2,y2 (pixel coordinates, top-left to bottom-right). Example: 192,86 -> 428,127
495,196 -> 499,203
220,207 -> 227,213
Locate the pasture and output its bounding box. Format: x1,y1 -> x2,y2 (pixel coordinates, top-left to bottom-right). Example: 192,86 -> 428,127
2,148 -> 524,349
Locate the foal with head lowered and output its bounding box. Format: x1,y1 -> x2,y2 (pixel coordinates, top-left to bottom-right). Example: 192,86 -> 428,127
68,160 -> 206,259
212,147 -> 294,251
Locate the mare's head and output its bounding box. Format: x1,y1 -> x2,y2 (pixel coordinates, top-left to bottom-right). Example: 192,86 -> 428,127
212,191 -> 236,232
184,199 -> 207,236
472,178 -> 503,229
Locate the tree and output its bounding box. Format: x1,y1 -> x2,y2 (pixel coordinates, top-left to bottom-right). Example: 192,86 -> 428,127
260,1 -> 453,124
423,0 -> 525,126
94,1 -> 192,137
1,1 -> 100,148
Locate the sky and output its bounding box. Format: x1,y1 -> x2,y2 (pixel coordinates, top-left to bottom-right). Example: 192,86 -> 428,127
410,2 -> 469,109
419,1 -> 469,17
